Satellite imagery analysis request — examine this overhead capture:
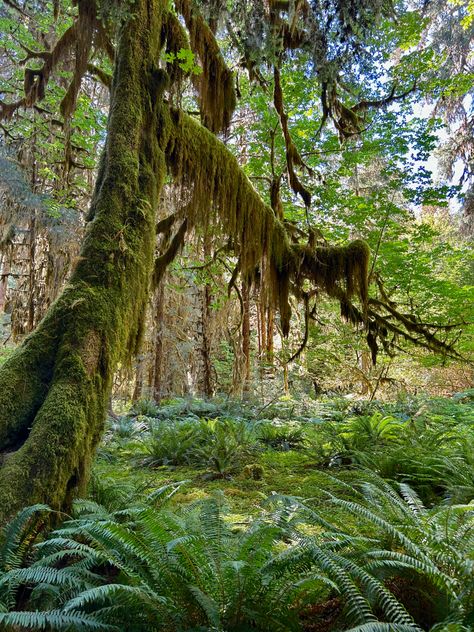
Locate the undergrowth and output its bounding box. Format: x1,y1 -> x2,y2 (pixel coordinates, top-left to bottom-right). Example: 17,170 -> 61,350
0,392 -> 472,631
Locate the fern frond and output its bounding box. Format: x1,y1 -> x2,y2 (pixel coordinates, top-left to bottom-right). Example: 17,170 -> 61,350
64,583 -> 167,612
0,504 -> 51,570
0,609 -> 117,630
346,624 -> 421,631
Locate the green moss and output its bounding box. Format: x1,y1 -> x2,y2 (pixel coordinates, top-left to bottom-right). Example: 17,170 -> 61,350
0,0 -> 171,524
174,0 -> 236,132
0,304 -> 63,449
242,463 -> 265,480
294,238 -> 370,309
92,442 -> 358,523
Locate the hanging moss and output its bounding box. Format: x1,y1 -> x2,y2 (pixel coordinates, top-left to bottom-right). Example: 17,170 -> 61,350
164,109 -> 281,273
60,0 -> 96,118
163,108 -> 370,339
174,0 -> 236,132
1,0 -> 97,121
294,239 -> 370,308
273,66 -> 312,207
163,11 -> 191,89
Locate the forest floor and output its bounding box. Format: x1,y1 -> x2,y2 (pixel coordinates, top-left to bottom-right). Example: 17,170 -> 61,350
2,390 -> 473,631
94,390 -> 474,523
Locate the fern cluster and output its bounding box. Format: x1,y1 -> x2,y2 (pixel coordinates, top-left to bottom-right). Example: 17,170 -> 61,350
0,473 -> 472,631
138,417 -> 258,476
0,494 -> 304,630
309,394 -> 474,504
107,399 -> 313,476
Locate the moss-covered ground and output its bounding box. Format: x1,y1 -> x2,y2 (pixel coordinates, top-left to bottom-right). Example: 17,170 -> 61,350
91,389 -> 474,523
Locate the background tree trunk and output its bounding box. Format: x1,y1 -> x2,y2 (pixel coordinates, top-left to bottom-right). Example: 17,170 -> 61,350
242,279 -> 251,395
152,281 -> 165,402
200,283 -> 214,397
199,234 -> 214,397
0,251 -> 9,315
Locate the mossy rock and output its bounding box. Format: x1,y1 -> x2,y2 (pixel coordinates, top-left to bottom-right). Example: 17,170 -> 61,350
242,463 -> 265,480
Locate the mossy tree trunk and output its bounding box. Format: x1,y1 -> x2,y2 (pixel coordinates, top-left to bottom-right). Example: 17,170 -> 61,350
0,0 -> 167,524
0,0 -> 380,523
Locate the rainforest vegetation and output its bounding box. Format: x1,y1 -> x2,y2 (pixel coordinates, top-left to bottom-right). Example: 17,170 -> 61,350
0,0 -> 473,628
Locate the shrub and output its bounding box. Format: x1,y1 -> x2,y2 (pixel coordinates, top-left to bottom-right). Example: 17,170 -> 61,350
188,418 -> 258,477
337,412 -> 407,451
0,495 -> 303,631
105,415 -> 148,441
138,417 -> 258,476
130,398 -> 160,418
139,419 -> 197,467
267,472 -> 474,630
256,420 -> 306,451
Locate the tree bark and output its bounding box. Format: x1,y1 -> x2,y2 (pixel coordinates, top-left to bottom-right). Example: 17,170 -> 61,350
0,0 -> 167,523
266,305 -> 274,362
152,281 -> 165,402
132,350 -> 146,403
242,279 -> 251,394
200,283 -> 214,397
27,212 -> 36,333
0,251 -> 9,315
199,234 -> 214,397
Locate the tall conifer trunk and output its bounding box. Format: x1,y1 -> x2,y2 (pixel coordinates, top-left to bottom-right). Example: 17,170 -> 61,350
0,0 -> 166,523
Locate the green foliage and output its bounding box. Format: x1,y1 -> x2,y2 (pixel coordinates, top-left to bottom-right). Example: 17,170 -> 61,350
105,416 -> 147,441
163,48 -> 202,75
130,398 -> 161,418
266,472 -> 474,628
0,504 -> 51,611
188,418 -> 257,477
130,397 -> 247,422
139,418 -> 199,467
323,475 -> 474,628
0,495 -> 303,631
333,412 -> 407,451
2,470 -> 472,630
309,394 -> 474,505
256,420 -> 306,451
138,417 -> 258,476
86,474 -> 146,515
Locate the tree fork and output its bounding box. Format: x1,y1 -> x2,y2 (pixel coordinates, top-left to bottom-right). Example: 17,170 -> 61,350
0,0 -> 167,524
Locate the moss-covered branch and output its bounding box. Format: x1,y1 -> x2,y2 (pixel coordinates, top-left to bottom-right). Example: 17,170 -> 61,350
1,0 -> 114,121
163,108 -> 461,363
164,109 -> 370,336
153,218 -> 188,287
273,66 -> 312,207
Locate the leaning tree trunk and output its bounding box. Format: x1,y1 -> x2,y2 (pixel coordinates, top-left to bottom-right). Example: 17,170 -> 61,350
0,0 -> 166,523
